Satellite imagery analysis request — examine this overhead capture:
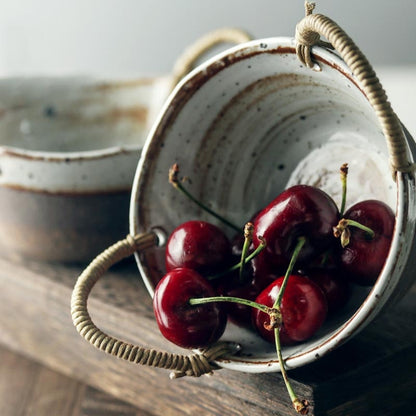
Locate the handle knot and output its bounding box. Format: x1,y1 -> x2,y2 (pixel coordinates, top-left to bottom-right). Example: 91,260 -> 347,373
294,9 -> 414,177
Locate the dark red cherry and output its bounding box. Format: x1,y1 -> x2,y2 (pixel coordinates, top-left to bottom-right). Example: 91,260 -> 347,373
216,263 -> 275,328
303,267 -> 350,314
250,253 -> 283,289
165,220 -> 232,275
252,185 -> 340,270
337,200 -> 395,286
252,275 -> 328,345
153,267 -> 227,349
218,277 -> 259,328
214,249 -> 278,328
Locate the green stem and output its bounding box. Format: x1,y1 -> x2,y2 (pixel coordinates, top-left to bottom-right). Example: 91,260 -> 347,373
239,223 -> 253,283
189,296 -> 279,317
207,236 -> 266,280
345,219 -> 375,239
319,250 -> 331,267
333,218 -> 375,247
273,236 -> 306,309
169,164 -> 240,232
271,236 -> 309,414
274,328 -> 308,414
339,163 -> 348,216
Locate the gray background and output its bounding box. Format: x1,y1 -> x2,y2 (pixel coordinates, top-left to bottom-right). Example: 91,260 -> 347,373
0,0 -> 415,77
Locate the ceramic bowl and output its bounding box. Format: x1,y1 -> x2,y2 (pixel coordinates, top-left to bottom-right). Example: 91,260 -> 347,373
130,37 -> 416,372
0,75 -> 172,263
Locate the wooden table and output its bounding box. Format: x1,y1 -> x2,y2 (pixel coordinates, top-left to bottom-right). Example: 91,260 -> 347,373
0,344 -> 146,416
0,254 -> 415,415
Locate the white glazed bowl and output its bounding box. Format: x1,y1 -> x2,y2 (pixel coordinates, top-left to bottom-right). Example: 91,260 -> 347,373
130,37 -> 416,372
0,75 -> 171,263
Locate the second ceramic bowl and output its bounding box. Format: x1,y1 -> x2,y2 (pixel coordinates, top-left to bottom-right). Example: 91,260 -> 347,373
0,75 -> 171,263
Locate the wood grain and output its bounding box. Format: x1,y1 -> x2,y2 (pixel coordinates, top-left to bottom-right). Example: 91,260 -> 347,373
0,255 -> 414,415
0,346 -> 149,416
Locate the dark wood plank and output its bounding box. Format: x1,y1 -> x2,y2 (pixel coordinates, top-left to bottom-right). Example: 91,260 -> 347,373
0,256 -> 305,415
0,346 -> 154,416
0,346 -> 84,416
0,255 -> 414,415
0,346 -> 40,416
80,386 -> 153,416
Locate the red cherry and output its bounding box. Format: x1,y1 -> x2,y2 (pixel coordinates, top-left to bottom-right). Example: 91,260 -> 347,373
165,220 -> 232,275
216,263 -> 274,328
252,185 -> 340,270
250,253 -> 283,288
303,267 -> 350,314
337,200 -> 395,286
252,275 -> 328,345
153,268 -> 227,349
218,277 -> 259,328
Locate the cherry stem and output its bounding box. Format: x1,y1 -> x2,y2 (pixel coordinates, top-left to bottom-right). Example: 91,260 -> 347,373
273,236 -> 307,309
274,328 -> 309,414
169,164 -> 240,232
270,236 -> 308,414
189,296 -> 280,318
339,163 -> 348,216
239,222 -> 254,282
207,236 -> 266,280
192,237 -> 308,412
319,250 -> 331,267
333,218 -> 375,247
344,219 -> 375,238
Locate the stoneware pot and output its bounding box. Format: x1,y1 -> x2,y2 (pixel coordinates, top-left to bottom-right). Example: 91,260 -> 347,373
71,17 -> 416,374
0,28 -> 251,263
130,44 -> 416,371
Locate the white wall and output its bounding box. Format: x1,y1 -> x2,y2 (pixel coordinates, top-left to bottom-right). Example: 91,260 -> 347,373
0,0 -> 415,77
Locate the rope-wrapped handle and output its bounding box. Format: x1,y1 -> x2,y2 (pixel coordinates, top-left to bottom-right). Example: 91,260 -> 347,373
295,3 -> 415,178
70,232 -> 236,378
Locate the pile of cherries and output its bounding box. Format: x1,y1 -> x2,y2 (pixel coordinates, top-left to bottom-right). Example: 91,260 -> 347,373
151,163 -> 394,413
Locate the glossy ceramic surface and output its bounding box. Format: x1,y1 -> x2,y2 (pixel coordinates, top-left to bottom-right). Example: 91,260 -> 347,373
130,37 -> 416,371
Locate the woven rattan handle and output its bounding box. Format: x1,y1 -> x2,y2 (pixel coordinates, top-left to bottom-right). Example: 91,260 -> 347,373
295,4 -> 414,178
70,232 -> 235,378
171,27 -> 252,87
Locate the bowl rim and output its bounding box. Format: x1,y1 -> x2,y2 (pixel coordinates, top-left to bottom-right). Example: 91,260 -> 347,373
0,74 -> 169,161
0,143 -> 140,162
129,36 -> 415,372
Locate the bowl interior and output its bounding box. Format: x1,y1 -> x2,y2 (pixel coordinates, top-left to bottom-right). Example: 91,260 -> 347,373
131,38 -> 402,372
0,76 -> 171,153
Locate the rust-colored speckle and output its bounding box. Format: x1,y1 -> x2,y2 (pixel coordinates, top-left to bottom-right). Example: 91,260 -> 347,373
108,107 -> 148,123
91,77 -> 158,91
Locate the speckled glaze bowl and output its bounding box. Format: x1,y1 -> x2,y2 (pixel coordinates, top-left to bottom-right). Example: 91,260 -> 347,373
130,36 -> 416,372
0,75 -> 172,263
